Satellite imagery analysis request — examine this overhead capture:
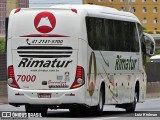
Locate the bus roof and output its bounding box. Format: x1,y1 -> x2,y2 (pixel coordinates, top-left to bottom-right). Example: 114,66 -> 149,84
13,4 -> 141,24
50,4 -> 141,24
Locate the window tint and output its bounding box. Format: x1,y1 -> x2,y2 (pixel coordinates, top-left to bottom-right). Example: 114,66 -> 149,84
137,23 -> 143,38
108,20 -> 115,51
96,18 -> 105,50
86,17 -> 96,50
86,17 -> 140,52
130,23 -> 139,52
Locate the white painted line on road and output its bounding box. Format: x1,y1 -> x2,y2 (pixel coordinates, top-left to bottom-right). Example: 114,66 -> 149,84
93,117 -> 119,120
146,98 -> 160,101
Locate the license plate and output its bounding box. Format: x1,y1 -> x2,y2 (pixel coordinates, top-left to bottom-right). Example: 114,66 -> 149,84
37,93 -> 51,98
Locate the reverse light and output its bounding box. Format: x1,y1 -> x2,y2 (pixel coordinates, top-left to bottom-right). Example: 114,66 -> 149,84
8,65 -> 20,89
70,66 -> 85,89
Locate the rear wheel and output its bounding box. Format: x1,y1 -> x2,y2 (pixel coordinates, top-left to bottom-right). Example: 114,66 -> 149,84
25,105 -> 48,117
69,107 -> 80,114
125,92 -> 138,112
92,87 -> 104,115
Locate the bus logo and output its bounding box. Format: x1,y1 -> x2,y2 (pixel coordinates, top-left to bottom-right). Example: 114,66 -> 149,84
115,55 -> 137,70
34,11 -> 56,33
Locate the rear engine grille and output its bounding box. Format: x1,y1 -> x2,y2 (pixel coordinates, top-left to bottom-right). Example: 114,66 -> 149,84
17,46 -> 73,58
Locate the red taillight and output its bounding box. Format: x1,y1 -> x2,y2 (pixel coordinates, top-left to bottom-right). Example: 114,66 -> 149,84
8,66 -> 14,78
70,66 -> 85,89
14,8 -> 21,14
8,65 -> 20,89
71,8 -> 77,13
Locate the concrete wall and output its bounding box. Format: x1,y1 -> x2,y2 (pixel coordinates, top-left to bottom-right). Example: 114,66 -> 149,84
0,81 -> 7,96
146,62 -> 160,82
146,82 -> 160,98
0,81 -> 7,104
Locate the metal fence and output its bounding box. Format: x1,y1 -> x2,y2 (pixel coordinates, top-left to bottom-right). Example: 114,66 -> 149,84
0,53 -> 159,82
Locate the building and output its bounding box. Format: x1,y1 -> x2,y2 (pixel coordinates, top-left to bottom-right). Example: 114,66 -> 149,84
0,0 -> 6,36
6,0 -> 29,16
0,0 -> 29,36
83,0 -> 160,33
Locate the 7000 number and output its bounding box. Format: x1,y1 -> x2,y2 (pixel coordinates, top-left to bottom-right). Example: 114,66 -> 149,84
17,75 -> 36,82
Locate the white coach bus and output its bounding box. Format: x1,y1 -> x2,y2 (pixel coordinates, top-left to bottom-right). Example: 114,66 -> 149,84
7,4 -> 155,115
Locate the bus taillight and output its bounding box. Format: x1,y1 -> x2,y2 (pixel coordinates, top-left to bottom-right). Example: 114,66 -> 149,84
70,66 -> 85,89
8,65 -> 20,89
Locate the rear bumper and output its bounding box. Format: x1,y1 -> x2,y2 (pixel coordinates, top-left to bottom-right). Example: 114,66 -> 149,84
8,85 -> 86,105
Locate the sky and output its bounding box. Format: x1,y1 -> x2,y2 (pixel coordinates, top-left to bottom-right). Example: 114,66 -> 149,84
29,0 -> 82,7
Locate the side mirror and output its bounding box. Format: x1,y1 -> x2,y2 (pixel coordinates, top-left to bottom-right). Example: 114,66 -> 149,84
143,32 -> 155,56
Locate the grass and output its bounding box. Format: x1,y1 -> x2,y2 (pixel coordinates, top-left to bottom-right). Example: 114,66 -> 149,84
0,37 -> 5,53
155,48 -> 160,55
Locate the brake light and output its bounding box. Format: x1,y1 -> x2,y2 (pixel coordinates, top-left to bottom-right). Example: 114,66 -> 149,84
70,66 -> 85,89
71,8 -> 77,13
14,8 -> 21,14
8,65 -> 20,89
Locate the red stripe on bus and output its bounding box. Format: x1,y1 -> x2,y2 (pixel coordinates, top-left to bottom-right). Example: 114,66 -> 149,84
20,34 -> 69,37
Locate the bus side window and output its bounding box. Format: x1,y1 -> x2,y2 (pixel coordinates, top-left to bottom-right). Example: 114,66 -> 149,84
86,17 -> 97,50
130,22 -> 140,52
114,20 -> 122,51
104,19 -> 110,51
108,20 -> 115,51
137,23 -> 147,66
96,18 -> 105,50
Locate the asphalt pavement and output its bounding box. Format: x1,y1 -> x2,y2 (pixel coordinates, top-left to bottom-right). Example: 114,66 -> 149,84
0,98 -> 160,120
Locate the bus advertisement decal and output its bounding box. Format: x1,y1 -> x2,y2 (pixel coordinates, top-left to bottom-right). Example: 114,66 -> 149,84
18,58 -> 73,68
64,71 -> 70,81
48,81 -> 69,88
26,38 -> 64,45
17,75 -> 36,82
88,52 -> 97,96
115,55 -> 137,70
34,11 -> 56,34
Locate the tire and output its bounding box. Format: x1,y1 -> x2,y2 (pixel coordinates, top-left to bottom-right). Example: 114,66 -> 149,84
125,92 -> 137,112
25,105 -> 48,117
92,87 -> 104,115
69,105 -> 90,115
69,108 -> 79,115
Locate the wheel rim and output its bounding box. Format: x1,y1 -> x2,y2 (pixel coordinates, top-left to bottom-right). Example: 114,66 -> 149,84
135,92 -> 138,103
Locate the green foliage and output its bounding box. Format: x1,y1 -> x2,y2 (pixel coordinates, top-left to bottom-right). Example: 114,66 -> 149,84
155,48 -> 160,55
146,48 -> 160,62
0,37 -> 5,53
146,56 -> 150,62
142,27 -> 146,30
147,31 -> 154,34
145,48 -> 160,62
156,31 -> 160,34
